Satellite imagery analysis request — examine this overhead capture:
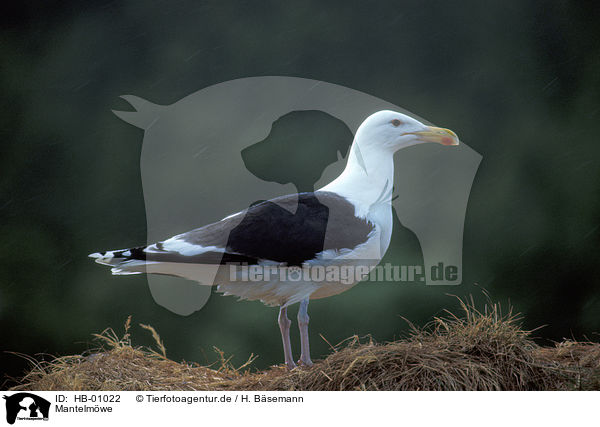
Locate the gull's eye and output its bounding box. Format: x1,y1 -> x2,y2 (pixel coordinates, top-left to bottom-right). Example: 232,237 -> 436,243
391,119 -> 402,127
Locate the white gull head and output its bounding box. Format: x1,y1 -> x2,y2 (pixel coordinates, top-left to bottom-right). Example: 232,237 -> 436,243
320,110 -> 460,207
355,110 -> 460,153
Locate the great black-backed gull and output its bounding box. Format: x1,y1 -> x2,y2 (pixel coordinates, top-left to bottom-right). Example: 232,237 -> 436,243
89,110 -> 459,369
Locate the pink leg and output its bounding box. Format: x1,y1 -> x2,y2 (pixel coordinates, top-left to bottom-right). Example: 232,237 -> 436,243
297,298 -> 313,366
278,306 -> 296,369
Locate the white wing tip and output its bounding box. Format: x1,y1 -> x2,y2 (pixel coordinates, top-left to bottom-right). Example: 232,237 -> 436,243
111,267 -> 142,275
89,251 -> 118,266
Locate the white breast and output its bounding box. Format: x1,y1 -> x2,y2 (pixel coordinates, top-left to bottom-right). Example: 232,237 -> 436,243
308,203 -> 393,300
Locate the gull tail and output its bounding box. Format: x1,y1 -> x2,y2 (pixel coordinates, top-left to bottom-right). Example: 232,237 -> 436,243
88,242 -> 240,284
89,247 -> 150,275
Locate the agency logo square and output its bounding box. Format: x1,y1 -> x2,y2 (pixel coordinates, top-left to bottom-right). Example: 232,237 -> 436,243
3,393 -> 50,425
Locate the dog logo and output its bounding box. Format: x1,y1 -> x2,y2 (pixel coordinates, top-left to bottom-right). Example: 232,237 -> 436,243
3,393 -> 50,425
112,76 -> 481,315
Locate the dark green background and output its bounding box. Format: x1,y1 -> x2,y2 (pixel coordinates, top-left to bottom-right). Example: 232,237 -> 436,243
2,0 -> 600,384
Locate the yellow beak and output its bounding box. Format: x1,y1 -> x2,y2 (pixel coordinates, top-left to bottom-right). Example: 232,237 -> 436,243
408,126 -> 460,146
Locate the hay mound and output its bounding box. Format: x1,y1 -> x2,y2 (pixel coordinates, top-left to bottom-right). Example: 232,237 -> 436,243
8,319 -> 240,391
8,299 -> 600,391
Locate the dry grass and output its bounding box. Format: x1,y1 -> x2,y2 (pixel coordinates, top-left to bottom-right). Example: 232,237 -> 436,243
8,298 -> 600,391
8,317 -> 253,391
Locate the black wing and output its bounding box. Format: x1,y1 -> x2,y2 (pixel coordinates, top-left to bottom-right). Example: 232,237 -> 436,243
110,191 -> 374,266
